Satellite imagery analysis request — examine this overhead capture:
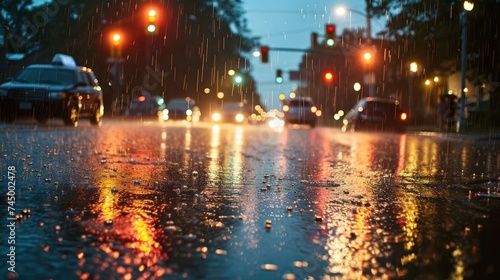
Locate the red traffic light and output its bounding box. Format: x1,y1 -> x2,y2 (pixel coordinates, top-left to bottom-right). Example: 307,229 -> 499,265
326,24 -> 335,34
325,24 -> 336,46
260,46 -> 269,63
323,71 -> 336,85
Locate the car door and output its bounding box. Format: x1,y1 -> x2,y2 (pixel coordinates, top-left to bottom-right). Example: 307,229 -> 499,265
73,71 -> 93,114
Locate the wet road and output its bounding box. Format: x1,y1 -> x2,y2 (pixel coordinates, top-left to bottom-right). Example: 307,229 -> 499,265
2,119 -> 500,279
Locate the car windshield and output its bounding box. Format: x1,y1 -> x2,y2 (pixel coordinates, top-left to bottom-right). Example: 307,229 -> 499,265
289,99 -> 313,107
14,67 -> 75,85
222,103 -> 243,111
167,99 -> 194,109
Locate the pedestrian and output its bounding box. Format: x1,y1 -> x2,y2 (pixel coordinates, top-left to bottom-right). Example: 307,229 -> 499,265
437,95 -> 447,130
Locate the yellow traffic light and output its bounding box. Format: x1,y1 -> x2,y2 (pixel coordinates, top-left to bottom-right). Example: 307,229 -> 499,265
112,33 -> 121,46
363,51 -> 372,62
110,32 -> 123,58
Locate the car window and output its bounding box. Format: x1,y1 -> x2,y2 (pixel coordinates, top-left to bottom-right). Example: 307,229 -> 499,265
83,72 -> 94,86
364,102 -> 398,115
76,72 -> 88,85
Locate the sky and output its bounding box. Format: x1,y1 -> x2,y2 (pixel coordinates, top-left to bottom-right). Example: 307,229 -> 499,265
241,0 -> 378,110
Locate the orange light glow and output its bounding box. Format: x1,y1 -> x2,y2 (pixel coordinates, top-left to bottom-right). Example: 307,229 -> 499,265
400,112 -> 408,121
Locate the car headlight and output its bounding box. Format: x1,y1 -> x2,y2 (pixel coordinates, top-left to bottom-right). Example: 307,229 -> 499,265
48,91 -> 64,99
235,113 -> 244,123
212,113 -> 221,122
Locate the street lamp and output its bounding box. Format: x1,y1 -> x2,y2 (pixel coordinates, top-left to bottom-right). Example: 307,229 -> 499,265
362,50 -> 375,96
409,62 -> 418,117
334,6 -> 371,42
458,1 -> 474,133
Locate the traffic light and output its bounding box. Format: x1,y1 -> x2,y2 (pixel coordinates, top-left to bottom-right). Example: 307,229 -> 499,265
276,69 -> 283,84
110,32 -> 122,58
325,24 -> 336,46
260,46 -> 269,63
234,75 -> 243,84
362,50 -> 373,64
323,71 -> 336,85
146,9 -> 158,35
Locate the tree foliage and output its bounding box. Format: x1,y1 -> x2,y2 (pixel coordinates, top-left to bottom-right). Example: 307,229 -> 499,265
377,0 -> 499,91
1,0 -> 38,54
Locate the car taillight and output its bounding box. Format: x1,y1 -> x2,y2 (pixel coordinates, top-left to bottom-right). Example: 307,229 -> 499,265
400,112 -> 408,121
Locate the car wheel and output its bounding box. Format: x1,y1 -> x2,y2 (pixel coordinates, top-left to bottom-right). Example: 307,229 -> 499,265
90,103 -> 102,126
35,114 -> 48,124
63,98 -> 78,127
34,107 -> 48,124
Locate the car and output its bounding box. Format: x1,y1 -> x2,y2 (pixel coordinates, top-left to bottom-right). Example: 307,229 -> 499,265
164,97 -> 200,122
0,54 -> 104,126
282,97 -> 318,128
126,93 -> 167,121
342,97 -> 409,133
211,102 -> 249,124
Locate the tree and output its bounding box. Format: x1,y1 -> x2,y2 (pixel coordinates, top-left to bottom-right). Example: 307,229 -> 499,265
0,0 -> 38,56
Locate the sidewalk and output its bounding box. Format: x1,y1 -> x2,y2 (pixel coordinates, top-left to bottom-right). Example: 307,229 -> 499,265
408,125 -> 500,142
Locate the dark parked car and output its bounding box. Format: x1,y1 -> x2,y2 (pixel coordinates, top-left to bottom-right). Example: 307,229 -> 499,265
0,54 -> 104,126
211,102 -> 249,124
342,97 -> 409,133
126,94 -> 167,121
282,97 -> 318,128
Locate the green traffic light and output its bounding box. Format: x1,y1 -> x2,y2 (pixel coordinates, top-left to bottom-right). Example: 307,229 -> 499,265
234,75 -> 243,84
276,77 -> 283,84
326,38 -> 335,46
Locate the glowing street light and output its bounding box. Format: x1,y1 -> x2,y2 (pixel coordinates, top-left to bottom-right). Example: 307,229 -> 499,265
334,6 -> 371,41
458,0 -> 474,133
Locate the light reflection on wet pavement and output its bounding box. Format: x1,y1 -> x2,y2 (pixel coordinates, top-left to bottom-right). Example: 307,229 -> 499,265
2,120 -> 500,279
